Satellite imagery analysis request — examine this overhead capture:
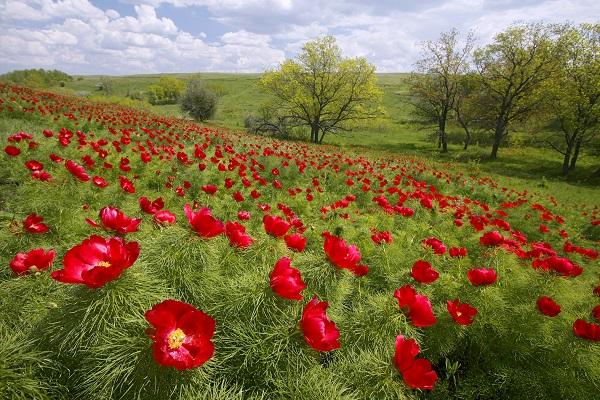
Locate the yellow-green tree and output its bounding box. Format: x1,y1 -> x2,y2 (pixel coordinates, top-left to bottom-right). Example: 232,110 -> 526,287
259,36 -> 383,143
147,76 -> 185,105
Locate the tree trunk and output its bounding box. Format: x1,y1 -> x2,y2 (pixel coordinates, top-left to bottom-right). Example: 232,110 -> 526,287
439,117 -> 448,153
569,137 -> 582,172
562,145 -> 573,177
318,130 -> 326,144
490,121 -> 505,159
463,130 -> 471,150
310,125 -> 319,144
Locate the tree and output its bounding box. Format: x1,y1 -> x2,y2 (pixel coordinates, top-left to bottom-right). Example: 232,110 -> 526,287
474,23 -> 561,159
180,80 -> 217,122
540,23 -> 600,176
453,73 -> 485,150
409,29 -> 474,152
147,77 -> 185,105
259,36 -> 383,144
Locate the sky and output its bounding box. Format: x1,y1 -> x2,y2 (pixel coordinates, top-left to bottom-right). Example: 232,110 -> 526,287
0,0 -> 598,75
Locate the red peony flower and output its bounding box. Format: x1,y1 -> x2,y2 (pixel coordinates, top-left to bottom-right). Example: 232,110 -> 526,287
201,184 -> 218,195
394,335 -> 438,390
536,296 -> 561,317
301,296 -> 341,352
446,299 -> 477,325
322,231 -> 368,276
422,237 -> 446,254
184,204 -> 225,238
90,206 -> 141,234
25,160 -> 43,171
449,247 -> 467,258
4,145 -> 20,156
467,268 -> 497,286
10,248 -> 56,275
411,260 -> 439,284
592,305 -> 600,323
394,285 -> 437,327
237,210 -> 251,220
154,210 -> 176,225
573,319 -> 600,341
480,230 -> 504,246
140,196 -> 164,214
594,286 -> 600,297
371,230 -> 393,245
269,257 -> 306,300
532,256 -> 582,277
23,213 -> 49,234
145,300 -> 215,370
284,233 -> 307,252
92,176 -> 109,188
65,160 -> 90,182
51,235 -> 139,288
224,221 -> 254,248
263,214 -> 291,237
119,175 -> 135,193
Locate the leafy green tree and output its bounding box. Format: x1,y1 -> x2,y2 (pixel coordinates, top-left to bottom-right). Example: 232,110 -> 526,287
147,77 -> 185,105
474,23 -> 561,159
180,80 -> 217,122
409,29 -> 474,152
539,23 -> 600,176
452,73 -> 486,150
0,69 -> 72,88
259,36 -> 383,144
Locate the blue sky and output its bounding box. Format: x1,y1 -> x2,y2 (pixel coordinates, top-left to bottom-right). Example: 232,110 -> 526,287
0,0 -> 598,75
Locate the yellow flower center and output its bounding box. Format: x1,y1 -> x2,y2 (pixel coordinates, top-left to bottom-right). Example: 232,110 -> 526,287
456,311 -> 462,317
96,261 -> 111,268
168,328 -> 186,349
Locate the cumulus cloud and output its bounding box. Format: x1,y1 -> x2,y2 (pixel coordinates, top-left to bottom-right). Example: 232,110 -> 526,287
0,0 -> 598,74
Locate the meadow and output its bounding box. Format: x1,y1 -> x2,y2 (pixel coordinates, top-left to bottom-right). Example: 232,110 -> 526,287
0,80 -> 599,400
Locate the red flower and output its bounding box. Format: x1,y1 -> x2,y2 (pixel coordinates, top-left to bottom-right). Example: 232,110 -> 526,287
394,335 -> 438,390
25,160 -> 43,171
154,210 -> 176,225
532,256 -> 582,277
92,176 -> 109,188
51,235 -> 140,288
394,285 -> 437,327
480,230 -> 504,246
446,299 -> 477,325
422,237 -> 446,254
4,145 -> 20,156
411,260 -> 439,284
139,196 -> 164,214
10,248 -> 56,275
90,206 -> 141,234
23,213 -> 49,234
322,231 -> 368,276
65,160 -> 90,182
592,305 -> 600,322
145,300 -> 215,370
269,257 -> 306,300
119,176 -> 135,193
201,184 -> 217,195
594,286 -> 600,297
284,233 -> 307,252
237,210 -> 251,220
467,268 -> 497,286
449,247 -> 467,258
263,214 -> 291,237
536,296 -> 561,317
225,221 -> 254,248
31,170 -> 52,181
573,319 -> 600,341
301,296 -> 341,352
371,230 -> 393,245
184,204 -> 225,238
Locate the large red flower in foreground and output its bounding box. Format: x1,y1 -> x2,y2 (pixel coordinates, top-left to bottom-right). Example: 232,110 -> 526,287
50,235 -> 140,288
10,248 -> 56,275
145,300 -> 215,370
446,299 -> 477,325
572,319 -> 600,342
87,206 -> 141,234
536,296 -> 561,317
394,285 -> 437,327
301,296 -> 340,352
262,214 -> 291,238
394,335 -> 438,390
184,204 -> 225,238
322,232 -> 368,276
270,257 -> 306,300
23,213 -> 49,234
225,221 -> 254,248
467,268 -> 497,286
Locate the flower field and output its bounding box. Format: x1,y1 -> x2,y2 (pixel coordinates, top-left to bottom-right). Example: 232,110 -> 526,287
1,83 -> 599,399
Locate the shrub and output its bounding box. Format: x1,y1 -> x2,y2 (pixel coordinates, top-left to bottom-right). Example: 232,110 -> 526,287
180,81 -> 217,122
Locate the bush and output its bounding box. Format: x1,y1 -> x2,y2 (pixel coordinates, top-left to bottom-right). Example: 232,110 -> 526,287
180,81 -> 217,122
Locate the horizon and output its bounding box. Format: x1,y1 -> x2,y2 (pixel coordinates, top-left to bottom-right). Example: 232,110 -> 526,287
1,0 -> 598,76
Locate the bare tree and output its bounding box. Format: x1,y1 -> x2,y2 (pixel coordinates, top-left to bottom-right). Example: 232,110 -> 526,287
409,29 -> 474,152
